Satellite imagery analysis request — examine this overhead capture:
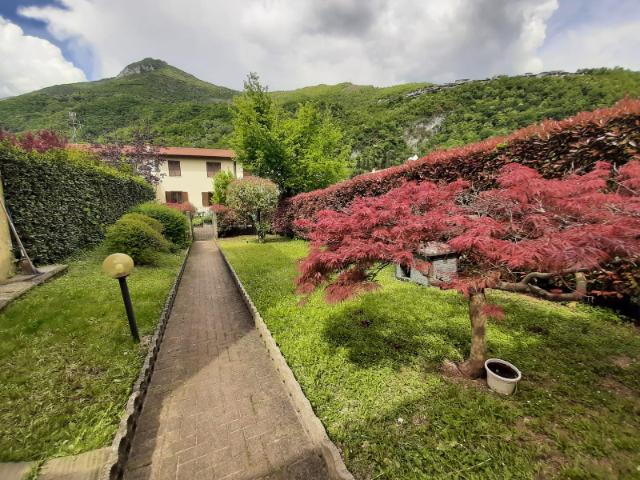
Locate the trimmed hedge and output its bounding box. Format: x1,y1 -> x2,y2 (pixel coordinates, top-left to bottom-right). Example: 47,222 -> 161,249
274,98 -> 640,236
0,143 -> 154,264
131,202 -> 190,247
104,216 -> 170,265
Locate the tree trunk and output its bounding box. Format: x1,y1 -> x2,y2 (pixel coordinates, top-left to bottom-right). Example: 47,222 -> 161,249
458,290 -> 488,378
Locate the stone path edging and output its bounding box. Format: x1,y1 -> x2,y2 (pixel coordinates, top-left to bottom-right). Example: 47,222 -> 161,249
99,246 -> 192,480
218,244 -> 355,480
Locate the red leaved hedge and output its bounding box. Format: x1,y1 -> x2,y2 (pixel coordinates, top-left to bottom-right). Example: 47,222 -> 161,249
274,98 -> 640,237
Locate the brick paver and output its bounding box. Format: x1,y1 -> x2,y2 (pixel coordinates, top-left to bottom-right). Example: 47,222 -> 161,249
124,241 -> 329,480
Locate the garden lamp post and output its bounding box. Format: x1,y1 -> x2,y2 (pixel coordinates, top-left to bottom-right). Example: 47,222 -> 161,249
102,253 -> 140,342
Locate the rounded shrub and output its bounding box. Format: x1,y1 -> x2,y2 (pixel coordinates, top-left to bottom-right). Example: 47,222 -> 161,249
104,218 -> 170,265
132,202 -> 190,247
119,213 -> 164,233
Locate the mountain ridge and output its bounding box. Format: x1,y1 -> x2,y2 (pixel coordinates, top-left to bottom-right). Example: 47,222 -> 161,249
1,59 -> 639,174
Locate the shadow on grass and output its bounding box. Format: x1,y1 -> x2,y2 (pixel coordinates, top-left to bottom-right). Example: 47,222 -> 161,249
321,281 -> 640,384
321,286 -> 472,369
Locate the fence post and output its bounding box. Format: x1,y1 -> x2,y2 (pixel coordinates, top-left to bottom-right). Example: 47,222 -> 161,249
212,211 -> 218,240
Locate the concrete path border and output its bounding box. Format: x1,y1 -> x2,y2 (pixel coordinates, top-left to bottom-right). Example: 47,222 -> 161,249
218,244 -> 355,480
99,246 -> 192,480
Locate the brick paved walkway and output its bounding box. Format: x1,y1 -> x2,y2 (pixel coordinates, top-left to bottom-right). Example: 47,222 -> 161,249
124,241 -> 329,480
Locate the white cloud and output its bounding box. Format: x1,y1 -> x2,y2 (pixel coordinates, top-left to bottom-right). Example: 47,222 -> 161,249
18,0 -> 559,90
540,19 -> 640,72
0,16 -> 86,98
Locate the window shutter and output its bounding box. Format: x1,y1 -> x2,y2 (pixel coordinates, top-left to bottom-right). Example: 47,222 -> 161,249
168,160 -> 181,176
183,192 -> 189,202
207,162 -> 221,177
202,192 -> 210,206
165,192 -> 171,203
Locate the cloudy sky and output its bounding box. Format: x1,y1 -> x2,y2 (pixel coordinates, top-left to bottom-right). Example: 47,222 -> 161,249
0,0 -> 639,98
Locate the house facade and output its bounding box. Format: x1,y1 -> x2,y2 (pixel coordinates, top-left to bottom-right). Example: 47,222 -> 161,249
154,147 -> 242,210
69,144 -> 242,211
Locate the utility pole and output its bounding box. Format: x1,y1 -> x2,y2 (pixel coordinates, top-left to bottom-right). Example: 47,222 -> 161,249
68,111 -> 82,143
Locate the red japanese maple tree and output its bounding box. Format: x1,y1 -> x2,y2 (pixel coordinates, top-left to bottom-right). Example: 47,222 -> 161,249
296,161 -> 640,377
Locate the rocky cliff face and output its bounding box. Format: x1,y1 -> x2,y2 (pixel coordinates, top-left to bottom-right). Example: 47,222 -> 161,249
117,58 -> 168,77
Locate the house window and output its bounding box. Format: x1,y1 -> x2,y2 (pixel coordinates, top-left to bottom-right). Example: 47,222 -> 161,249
207,161 -> 221,177
165,191 -> 188,203
168,160 -> 181,176
202,192 -> 212,207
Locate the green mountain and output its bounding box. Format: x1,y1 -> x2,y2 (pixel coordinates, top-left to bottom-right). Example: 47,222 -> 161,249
0,58 -> 238,147
1,58 -> 639,175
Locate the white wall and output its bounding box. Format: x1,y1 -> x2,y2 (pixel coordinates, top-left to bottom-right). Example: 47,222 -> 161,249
155,157 -> 243,210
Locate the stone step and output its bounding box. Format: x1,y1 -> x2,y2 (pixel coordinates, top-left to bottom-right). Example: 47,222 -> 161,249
39,448 -> 110,480
0,461 -> 35,480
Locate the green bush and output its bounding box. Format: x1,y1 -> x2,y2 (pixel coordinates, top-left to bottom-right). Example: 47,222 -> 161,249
132,202 -> 190,247
0,143 -> 154,263
104,217 -> 170,265
192,216 -> 204,227
119,213 -> 163,233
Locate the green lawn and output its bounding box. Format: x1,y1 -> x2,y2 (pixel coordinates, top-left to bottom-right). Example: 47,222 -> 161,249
219,236 -> 640,480
0,248 -> 184,462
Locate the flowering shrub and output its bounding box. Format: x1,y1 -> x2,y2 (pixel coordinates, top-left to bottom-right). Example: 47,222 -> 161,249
275,98 -> 640,237
210,204 -> 241,236
0,129 -> 67,153
165,201 -> 196,214
296,161 -> 640,377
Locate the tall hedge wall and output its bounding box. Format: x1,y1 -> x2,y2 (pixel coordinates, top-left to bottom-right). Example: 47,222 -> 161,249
0,144 -> 154,264
274,98 -> 640,237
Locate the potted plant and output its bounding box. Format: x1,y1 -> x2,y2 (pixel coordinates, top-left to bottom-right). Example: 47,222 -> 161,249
484,358 -> 522,395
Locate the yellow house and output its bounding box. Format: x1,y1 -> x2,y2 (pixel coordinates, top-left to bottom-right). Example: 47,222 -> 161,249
69,144 -> 243,211
155,147 -> 242,210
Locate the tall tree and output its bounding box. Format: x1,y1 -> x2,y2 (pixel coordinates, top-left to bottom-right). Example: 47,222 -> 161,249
232,73 -> 351,196
296,162 -> 640,378
232,73 -> 289,190
283,102 -> 351,194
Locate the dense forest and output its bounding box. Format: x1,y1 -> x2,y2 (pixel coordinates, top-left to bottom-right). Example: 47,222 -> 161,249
1,58 -> 639,175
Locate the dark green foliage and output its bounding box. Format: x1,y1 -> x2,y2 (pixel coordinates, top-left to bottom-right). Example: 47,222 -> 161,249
104,217 -> 170,265
119,212 -> 163,233
131,202 -> 190,248
0,143 -> 154,264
